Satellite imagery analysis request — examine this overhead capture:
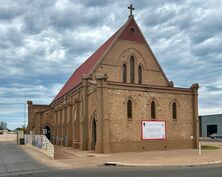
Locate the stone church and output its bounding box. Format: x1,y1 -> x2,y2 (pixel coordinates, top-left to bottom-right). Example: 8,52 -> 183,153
27,6 -> 199,153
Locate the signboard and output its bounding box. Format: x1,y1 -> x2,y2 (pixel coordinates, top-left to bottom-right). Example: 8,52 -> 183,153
141,120 -> 166,140
43,129 -> 47,135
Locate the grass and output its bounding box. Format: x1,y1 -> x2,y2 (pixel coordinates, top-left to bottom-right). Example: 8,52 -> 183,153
200,145 -> 220,150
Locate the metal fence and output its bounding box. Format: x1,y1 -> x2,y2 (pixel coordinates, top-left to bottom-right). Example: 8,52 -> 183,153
25,134 -> 54,159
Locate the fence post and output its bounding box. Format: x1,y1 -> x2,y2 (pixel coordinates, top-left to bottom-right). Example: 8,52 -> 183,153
30,131 -> 33,145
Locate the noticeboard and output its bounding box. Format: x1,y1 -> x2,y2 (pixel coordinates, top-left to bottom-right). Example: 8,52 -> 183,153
43,129 -> 47,135
141,120 -> 166,140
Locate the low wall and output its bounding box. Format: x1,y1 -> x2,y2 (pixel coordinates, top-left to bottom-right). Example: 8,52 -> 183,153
25,134 -> 54,159
109,139 -> 195,153
0,130 -> 17,142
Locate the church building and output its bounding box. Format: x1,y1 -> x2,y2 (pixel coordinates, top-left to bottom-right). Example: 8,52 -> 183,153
27,5 -> 199,153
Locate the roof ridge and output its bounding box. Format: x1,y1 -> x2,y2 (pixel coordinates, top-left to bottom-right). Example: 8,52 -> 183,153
89,18 -> 132,74
51,16 -> 165,104
51,21 -> 125,103
130,18 -> 169,84
89,16 -> 148,75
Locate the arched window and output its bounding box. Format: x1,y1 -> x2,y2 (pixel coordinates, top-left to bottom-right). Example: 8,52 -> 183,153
130,56 -> 135,83
151,101 -> 156,119
172,102 -> 177,120
122,64 -> 127,83
127,100 -> 132,119
138,65 -> 142,84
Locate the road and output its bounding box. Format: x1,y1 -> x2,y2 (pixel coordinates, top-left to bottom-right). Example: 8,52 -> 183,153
1,165 -> 222,177
0,142 -> 52,175
1,142 -> 222,177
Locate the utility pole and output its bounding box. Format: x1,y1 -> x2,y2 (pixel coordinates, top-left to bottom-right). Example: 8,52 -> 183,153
24,103 -> 26,127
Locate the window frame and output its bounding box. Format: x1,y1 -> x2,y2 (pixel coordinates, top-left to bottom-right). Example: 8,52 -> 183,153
151,101 -> 156,119
172,102 -> 177,120
127,99 -> 133,119
130,56 -> 135,84
138,64 -> 142,84
122,64 -> 127,83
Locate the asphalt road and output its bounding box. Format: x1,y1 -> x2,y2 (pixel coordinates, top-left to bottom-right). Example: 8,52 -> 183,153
0,142 -> 52,175
1,165 -> 222,177
1,142 -> 222,177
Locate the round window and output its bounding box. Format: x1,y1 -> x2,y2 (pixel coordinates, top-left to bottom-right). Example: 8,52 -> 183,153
129,27 -> 135,34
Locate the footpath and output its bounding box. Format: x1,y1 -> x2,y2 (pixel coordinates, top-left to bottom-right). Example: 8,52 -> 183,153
23,141 -> 222,169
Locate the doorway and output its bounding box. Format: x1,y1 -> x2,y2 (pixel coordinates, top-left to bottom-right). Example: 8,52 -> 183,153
44,126 -> 51,141
207,124 -> 217,137
91,119 -> 96,150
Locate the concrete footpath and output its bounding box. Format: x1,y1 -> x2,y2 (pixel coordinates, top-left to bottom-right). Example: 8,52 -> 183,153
23,141 -> 222,169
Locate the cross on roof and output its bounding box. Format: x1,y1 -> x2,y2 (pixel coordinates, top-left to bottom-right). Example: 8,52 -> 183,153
128,4 -> 135,17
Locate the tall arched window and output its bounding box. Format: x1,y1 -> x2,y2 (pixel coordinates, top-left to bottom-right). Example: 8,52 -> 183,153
172,102 -> 177,120
138,65 -> 142,84
130,56 -> 135,83
122,64 -> 127,83
127,100 -> 132,119
151,101 -> 156,119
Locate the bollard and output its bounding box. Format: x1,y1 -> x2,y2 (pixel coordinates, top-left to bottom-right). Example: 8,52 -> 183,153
199,141 -> 201,155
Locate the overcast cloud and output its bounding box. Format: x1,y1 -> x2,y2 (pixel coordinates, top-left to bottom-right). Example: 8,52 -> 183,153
0,0 -> 221,129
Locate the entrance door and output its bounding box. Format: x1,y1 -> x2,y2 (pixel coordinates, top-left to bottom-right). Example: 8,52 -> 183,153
91,119 -> 96,150
207,124 -> 217,137
44,126 -> 51,141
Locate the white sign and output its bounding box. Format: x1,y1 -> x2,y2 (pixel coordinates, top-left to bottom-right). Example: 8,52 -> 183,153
141,120 -> 166,140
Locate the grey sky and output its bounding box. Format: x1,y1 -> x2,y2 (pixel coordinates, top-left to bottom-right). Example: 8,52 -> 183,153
0,0 -> 221,129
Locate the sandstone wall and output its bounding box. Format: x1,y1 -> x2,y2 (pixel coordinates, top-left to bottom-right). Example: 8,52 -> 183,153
107,85 -> 195,152
95,40 -> 168,86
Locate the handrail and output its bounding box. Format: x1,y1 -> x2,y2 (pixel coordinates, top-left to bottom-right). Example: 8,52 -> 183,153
24,134 -> 54,159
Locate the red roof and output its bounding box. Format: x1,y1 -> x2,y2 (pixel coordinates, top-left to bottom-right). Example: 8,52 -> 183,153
52,17 -> 146,103
52,29 -> 120,102
119,18 -> 146,43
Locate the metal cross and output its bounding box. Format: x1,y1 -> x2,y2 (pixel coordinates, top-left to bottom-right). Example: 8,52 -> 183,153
128,4 -> 135,16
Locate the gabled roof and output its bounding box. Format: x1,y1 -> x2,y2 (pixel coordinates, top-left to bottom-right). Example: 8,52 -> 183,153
52,26 -> 122,103
52,16 -> 168,103
119,17 -> 146,43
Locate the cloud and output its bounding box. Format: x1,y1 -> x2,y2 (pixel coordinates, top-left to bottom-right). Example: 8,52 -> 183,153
0,1 -> 24,21
137,0 -> 222,115
0,108 -> 23,116
0,82 -> 64,129
0,0 -> 222,129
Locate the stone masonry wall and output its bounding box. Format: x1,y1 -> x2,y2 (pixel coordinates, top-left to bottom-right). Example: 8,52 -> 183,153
87,91 -> 97,149
96,40 -> 168,86
107,86 -> 194,152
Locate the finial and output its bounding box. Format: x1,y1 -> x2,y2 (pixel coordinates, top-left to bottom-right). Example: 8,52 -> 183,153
128,4 -> 135,18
